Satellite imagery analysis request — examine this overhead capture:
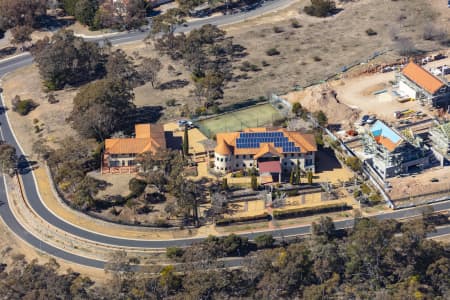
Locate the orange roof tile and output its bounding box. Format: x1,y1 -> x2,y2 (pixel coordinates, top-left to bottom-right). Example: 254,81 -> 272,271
215,140 -> 232,155
215,132 -> 239,147
374,135 -> 401,152
402,62 -> 445,95
215,128 -> 317,155
254,143 -> 282,159
135,124 -> 151,138
105,124 -> 167,155
105,138 -> 152,154
284,131 -> 317,153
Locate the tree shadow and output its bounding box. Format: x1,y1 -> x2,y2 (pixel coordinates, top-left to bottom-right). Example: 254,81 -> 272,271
158,79 -> 189,90
37,15 -> 75,32
232,44 -> 248,59
17,156 -> 38,175
123,106 -> 163,132
0,47 -> 17,59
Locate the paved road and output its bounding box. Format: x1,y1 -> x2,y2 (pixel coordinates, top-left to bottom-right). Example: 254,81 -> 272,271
0,0 -> 450,269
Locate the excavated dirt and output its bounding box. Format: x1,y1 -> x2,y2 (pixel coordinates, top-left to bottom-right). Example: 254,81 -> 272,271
284,84 -> 360,129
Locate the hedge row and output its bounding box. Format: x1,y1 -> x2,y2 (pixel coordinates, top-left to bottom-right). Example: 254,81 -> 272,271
273,202 -> 352,220
216,213 -> 271,226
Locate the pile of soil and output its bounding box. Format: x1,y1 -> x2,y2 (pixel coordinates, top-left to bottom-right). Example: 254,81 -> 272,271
284,84 -> 360,129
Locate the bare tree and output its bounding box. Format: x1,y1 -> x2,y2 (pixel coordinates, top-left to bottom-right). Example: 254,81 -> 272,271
396,37 -> 416,57
10,25 -> 33,50
139,57 -> 162,88
423,24 -> 448,42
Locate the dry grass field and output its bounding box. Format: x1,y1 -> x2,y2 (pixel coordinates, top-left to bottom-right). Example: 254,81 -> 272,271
222,0 -> 449,102
123,0 -> 450,116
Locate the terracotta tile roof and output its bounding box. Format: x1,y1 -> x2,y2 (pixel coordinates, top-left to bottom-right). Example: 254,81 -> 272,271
105,124 -> 166,155
215,140 -> 232,155
254,143 -> 282,159
215,132 -> 239,147
284,131 -> 317,153
371,120 -> 403,152
215,128 -> 317,156
105,138 -> 152,154
234,148 -> 260,155
135,124 -> 151,138
402,62 -> 445,95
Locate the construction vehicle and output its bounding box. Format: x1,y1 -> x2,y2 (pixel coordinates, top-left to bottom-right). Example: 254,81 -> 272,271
394,109 -> 415,119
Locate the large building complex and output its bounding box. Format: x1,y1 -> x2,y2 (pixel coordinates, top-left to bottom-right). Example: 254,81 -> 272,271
102,124 -> 166,173
214,128 -> 317,182
396,61 -> 450,109
362,120 -> 429,180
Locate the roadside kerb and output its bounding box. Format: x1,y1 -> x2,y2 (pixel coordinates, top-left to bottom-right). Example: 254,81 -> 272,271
9,175 -> 166,260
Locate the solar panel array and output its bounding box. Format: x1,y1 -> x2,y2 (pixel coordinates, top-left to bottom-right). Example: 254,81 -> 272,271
236,132 -> 300,153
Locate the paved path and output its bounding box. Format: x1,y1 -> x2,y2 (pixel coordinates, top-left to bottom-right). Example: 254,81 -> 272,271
0,0 -> 450,269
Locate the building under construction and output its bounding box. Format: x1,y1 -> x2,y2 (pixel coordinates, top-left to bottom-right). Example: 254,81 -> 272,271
362,120 -> 429,181
396,61 -> 450,110
429,122 -> 450,159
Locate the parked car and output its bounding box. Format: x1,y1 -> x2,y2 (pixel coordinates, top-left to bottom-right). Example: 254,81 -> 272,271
366,115 -> 376,124
430,178 -> 439,182
359,115 -> 370,125
177,120 -> 188,126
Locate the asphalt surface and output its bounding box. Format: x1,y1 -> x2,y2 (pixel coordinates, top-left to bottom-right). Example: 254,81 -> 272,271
0,1 -> 449,269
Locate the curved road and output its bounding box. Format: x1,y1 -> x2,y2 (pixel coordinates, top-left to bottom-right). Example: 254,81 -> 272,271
1,2 -> 450,269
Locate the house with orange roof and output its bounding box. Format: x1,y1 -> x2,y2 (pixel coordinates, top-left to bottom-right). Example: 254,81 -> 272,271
214,128 -> 317,183
397,61 -> 450,109
362,120 -> 429,180
102,123 -> 167,174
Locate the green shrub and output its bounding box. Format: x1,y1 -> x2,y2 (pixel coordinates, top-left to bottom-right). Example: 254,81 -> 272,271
13,99 -> 38,116
240,61 -> 252,72
251,174 -> 258,190
366,28 -> 377,36
43,80 -> 57,91
215,213 -> 270,226
128,178 -> 147,198
290,19 -> 302,28
254,234 -> 275,249
166,247 -> 185,259
166,98 -> 177,106
345,156 -> 362,172
360,183 -> 371,195
303,0 -> 336,17
369,192 -> 382,204
48,94 -> 59,104
286,189 -> 299,197
273,203 -> 351,219
273,26 -> 284,33
266,48 -> 280,56
240,61 -> 261,72
313,110 -> 328,126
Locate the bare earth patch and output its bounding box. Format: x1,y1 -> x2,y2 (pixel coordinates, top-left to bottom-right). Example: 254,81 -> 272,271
284,85 -> 359,128
1,64 -> 77,154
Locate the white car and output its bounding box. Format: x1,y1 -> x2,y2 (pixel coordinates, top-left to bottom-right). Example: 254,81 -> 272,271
366,115 -> 376,124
